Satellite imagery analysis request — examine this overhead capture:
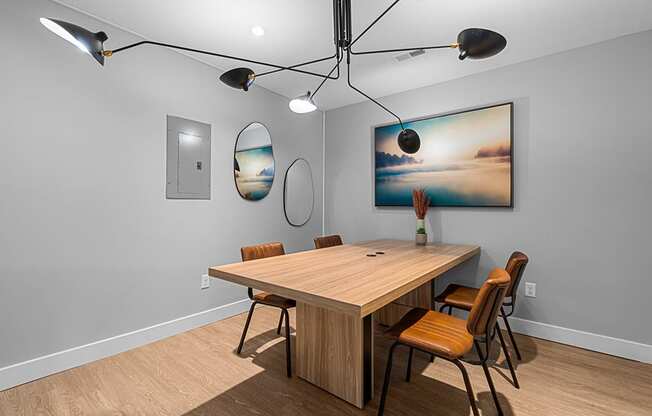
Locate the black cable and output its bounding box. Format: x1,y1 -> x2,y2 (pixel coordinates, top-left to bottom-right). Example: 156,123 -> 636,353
351,44 -> 453,55
311,55 -> 343,100
109,41 -> 338,79
349,0 -> 402,47
256,54 -> 337,78
346,52 -> 404,129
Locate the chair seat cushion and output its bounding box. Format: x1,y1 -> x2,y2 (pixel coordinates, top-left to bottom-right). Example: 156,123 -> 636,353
434,284 -> 479,311
386,308 -> 474,360
253,292 -> 296,309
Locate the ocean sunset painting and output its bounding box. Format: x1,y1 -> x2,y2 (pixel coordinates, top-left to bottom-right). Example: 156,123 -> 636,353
234,145 -> 275,201
375,103 -> 513,207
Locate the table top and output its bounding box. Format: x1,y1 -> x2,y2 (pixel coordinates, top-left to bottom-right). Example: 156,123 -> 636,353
209,239 -> 480,318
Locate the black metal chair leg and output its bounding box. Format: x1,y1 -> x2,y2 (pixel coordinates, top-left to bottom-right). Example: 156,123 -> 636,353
439,304 -> 447,313
405,347 -> 414,382
237,302 -> 257,354
496,323 -> 520,389
377,341 -> 399,416
430,354 -> 435,363
475,341 -> 504,416
276,310 -> 284,335
452,359 -> 480,416
283,308 -> 292,377
447,305 -> 453,315
501,307 -> 522,360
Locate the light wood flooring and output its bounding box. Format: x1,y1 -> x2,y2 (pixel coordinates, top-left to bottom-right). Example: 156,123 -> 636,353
1,306 -> 651,415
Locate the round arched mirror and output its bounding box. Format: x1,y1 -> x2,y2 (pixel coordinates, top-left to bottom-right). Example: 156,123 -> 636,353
234,122 -> 274,201
284,158 -> 314,227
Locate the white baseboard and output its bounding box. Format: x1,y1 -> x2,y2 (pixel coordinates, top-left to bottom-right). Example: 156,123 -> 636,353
0,298 -> 251,392
503,317 -> 652,364
2,303 -> 650,393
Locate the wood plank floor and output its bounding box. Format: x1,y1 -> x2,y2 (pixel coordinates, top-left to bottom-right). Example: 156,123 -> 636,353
1,306 -> 651,415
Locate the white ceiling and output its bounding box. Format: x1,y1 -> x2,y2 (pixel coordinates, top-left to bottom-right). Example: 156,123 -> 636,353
54,0 -> 652,110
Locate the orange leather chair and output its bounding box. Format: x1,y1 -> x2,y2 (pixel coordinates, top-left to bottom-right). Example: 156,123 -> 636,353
313,234 -> 343,249
436,251 -> 529,363
237,242 -> 295,377
378,269 -> 511,416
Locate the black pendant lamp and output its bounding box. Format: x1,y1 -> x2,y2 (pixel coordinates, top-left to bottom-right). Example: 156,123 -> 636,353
40,1 -> 508,154
219,68 -> 256,91
40,18 -> 108,65
457,28 -> 507,60
398,129 -> 420,154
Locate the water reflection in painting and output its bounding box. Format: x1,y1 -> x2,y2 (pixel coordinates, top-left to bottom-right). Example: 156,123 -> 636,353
235,122 -> 274,201
375,103 -> 512,207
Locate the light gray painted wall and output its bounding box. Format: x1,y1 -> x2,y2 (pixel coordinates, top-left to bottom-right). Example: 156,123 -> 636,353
325,30 -> 652,345
0,0 -> 323,368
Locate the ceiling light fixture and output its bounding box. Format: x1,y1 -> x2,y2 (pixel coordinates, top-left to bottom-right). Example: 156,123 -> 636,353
289,92 -> 317,114
40,0 -> 506,154
251,26 -> 265,37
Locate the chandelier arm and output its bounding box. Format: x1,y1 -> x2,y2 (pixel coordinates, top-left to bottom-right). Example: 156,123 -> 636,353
107,41 -> 338,79
349,0 -> 402,48
346,58 -> 404,129
351,44 -> 457,55
311,55 -> 343,100
256,53 -> 338,78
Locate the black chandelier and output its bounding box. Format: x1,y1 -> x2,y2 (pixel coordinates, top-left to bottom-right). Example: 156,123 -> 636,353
41,0 -> 506,154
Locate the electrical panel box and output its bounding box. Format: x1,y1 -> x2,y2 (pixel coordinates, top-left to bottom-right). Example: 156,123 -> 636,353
166,115 -> 211,199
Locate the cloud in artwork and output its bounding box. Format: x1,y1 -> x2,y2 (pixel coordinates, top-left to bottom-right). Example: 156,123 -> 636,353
376,151 -> 422,168
475,144 -> 510,159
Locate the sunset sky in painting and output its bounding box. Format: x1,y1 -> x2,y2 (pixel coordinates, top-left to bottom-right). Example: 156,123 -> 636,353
376,104 -> 511,163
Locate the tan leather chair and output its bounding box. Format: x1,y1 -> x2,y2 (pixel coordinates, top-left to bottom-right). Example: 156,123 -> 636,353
313,234 -> 343,249
436,251 -> 529,366
378,269 -> 511,416
237,242 -> 295,377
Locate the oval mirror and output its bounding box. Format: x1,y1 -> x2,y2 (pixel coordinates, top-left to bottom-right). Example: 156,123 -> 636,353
234,122 -> 274,201
284,158 -> 314,227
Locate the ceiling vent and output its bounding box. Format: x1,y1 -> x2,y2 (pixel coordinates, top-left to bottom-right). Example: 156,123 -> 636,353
395,49 -> 426,62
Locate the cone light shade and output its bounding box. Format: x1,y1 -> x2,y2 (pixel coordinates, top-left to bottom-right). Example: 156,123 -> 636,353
457,28 -> 507,60
289,92 -> 317,114
40,18 -> 108,65
398,129 -> 420,154
219,68 -> 256,91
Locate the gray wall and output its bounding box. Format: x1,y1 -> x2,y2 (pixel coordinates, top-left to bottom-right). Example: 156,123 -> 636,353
325,30 -> 652,345
0,0 -> 323,368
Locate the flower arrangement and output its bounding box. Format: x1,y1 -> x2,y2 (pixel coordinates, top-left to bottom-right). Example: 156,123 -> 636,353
412,188 -> 430,239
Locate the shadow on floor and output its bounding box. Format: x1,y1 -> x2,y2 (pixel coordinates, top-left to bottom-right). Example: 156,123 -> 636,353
183,324 -> 516,416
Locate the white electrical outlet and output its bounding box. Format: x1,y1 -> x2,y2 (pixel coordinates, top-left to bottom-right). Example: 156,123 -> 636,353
201,274 -> 210,290
524,282 -> 536,298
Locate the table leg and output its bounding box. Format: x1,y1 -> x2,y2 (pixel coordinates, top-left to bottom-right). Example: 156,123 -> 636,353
296,302 -> 373,408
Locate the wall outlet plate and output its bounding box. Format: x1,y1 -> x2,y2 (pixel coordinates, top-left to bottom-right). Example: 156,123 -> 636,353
201,274 -> 210,290
524,282 -> 536,298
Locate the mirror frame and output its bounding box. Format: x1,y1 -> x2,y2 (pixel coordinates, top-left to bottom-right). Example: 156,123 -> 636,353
233,121 -> 275,201
283,158 -> 315,227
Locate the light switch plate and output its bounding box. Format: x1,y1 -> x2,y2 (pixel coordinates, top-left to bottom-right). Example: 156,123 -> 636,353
201,274 -> 210,290
524,282 -> 536,298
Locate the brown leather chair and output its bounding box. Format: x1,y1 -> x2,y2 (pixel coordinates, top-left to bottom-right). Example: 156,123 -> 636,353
378,269 -> 511,416
436,251 -> 529,364
237,242 -> 295,377
313,234 -> 343,249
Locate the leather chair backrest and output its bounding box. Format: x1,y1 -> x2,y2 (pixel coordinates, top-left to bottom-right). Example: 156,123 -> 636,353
241,242 -> 285,262
240,242 -> 285,300
313,234 -> 343,249
466,268 -> 511,337
505,251 -> 529,298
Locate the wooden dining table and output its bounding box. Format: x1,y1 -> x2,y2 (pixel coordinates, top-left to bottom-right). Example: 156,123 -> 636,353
208,239 -> 480,409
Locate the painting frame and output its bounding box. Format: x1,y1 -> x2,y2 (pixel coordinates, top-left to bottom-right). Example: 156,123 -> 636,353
373,102 -> 514,208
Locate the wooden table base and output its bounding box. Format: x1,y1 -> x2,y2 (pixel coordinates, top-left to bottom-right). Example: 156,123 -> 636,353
295,302 -> 373,408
